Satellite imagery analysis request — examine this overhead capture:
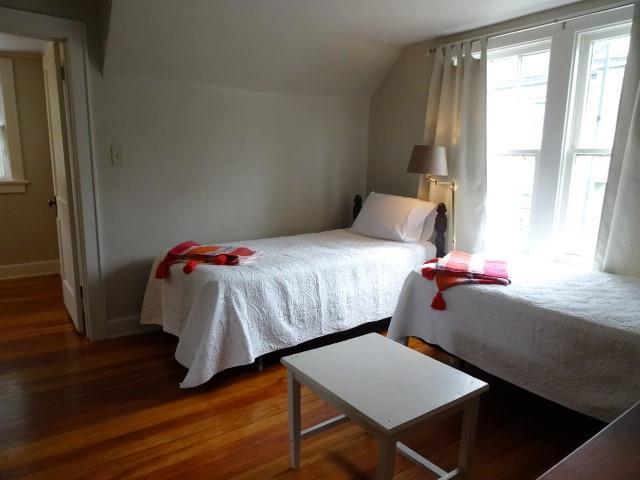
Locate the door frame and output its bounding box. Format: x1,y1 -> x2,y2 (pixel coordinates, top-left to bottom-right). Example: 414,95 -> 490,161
0,7 -> 106,339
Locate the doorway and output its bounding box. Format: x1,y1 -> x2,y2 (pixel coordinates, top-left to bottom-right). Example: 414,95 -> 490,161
0,32 -> 83,333
0,6 -> 106,340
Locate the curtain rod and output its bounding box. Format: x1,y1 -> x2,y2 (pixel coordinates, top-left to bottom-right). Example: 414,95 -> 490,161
426,0 -> 635,54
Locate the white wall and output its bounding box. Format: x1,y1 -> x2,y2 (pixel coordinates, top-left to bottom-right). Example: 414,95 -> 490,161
93,75 -> 369,320
367,43 -> 434,197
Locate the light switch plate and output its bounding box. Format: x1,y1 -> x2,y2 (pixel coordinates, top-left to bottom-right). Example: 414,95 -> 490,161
110,145 -> 125,166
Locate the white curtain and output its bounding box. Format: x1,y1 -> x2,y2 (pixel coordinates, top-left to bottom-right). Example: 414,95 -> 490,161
420,40 -> 487,253
595,4 -> 640,277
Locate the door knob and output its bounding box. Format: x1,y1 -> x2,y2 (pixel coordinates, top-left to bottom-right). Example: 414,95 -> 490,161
48,198 -> 57,207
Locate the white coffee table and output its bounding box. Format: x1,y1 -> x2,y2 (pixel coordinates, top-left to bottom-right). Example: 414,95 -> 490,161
281,333 -> 488,479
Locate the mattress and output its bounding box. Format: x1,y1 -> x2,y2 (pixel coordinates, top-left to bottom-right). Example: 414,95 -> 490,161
388,257 -> 640,421
141,228 -> 436,388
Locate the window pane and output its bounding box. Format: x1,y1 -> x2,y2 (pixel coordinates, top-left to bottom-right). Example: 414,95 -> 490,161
0,127 -> 9,179
562,154 -> 610,258
0,83 -> 9,179
577,35 -> 630,148
486,154 -> 536,254
488,47 -> 550,151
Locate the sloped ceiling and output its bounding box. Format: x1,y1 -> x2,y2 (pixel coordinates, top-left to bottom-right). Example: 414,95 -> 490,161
104,0 -> 579,96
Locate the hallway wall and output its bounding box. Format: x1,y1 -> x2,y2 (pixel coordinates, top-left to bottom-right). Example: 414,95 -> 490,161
0,54 -> 58,272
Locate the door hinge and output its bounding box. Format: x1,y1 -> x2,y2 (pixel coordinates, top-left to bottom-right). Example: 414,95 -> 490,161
60,65 -> 66,81
79,285 -> 84,299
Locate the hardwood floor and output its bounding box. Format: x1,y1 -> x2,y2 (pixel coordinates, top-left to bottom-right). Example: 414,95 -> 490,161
0,274 -> 603,479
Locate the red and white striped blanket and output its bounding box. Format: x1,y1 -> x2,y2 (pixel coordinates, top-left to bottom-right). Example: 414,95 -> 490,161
422,251 -> 510,310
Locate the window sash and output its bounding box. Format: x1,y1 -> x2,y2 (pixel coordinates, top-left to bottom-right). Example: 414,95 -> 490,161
553,22 -> 631,261
487,41 -> 552,153
567,24 -> 632,151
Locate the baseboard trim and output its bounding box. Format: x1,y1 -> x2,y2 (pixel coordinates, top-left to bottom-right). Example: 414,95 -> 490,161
0,259 -> 60,280
107,315 -> 159,338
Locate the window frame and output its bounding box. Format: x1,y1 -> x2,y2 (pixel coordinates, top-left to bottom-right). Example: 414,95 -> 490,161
0,56 -> 27,193
485,6 -> 633,262
486,37 -> 553,253
553,22 -> 632,261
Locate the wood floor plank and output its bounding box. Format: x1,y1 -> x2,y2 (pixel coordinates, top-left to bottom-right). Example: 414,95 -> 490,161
0,275 -> 603,479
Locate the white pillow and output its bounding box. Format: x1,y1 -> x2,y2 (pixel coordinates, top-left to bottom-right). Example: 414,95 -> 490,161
351,192 -> 436,242
420,208 -> 437,242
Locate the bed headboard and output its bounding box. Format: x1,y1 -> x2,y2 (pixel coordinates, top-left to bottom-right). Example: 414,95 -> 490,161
353,195 -> 363,219
352,195 -> 448,257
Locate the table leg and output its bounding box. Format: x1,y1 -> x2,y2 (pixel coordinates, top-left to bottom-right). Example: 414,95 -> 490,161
287,369 -> 301,469
458,397 -> 480,477
376,437 -> 397,480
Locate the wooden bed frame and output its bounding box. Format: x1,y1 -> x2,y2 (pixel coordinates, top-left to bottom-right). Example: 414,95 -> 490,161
352,195 -> 448,257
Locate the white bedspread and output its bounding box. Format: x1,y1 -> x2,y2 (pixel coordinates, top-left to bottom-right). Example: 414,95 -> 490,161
141,229 -> 435,388
389,258 -> 640,421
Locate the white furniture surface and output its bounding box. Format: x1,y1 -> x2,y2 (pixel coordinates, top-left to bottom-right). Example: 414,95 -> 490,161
282,333 -> 489,480
141,229 -> 436,388
389,257 -> 640,422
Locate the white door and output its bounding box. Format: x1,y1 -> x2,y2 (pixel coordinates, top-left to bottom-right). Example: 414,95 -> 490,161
42,42 -> 83,333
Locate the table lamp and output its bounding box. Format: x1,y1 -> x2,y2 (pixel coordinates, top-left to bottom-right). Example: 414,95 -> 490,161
407,145 -> 458,250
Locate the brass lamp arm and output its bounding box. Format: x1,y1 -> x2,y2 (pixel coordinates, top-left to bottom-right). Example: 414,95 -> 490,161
425,175 -> 457,192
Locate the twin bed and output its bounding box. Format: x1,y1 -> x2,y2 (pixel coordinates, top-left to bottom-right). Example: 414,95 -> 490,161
389,257 -> 640,421
141,194 -> 440,388
142,228 -> 435,387
141,193 -> 639,422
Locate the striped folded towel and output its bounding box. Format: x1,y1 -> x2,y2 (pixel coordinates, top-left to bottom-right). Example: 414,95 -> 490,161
421,251 -> 510,310
155,241 -> 259,279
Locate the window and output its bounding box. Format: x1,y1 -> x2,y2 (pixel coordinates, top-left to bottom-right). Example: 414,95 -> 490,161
558,26 -> 631,260
0,57 -> 27,193
487,40 -> 551,253
485,7 -> 633,264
